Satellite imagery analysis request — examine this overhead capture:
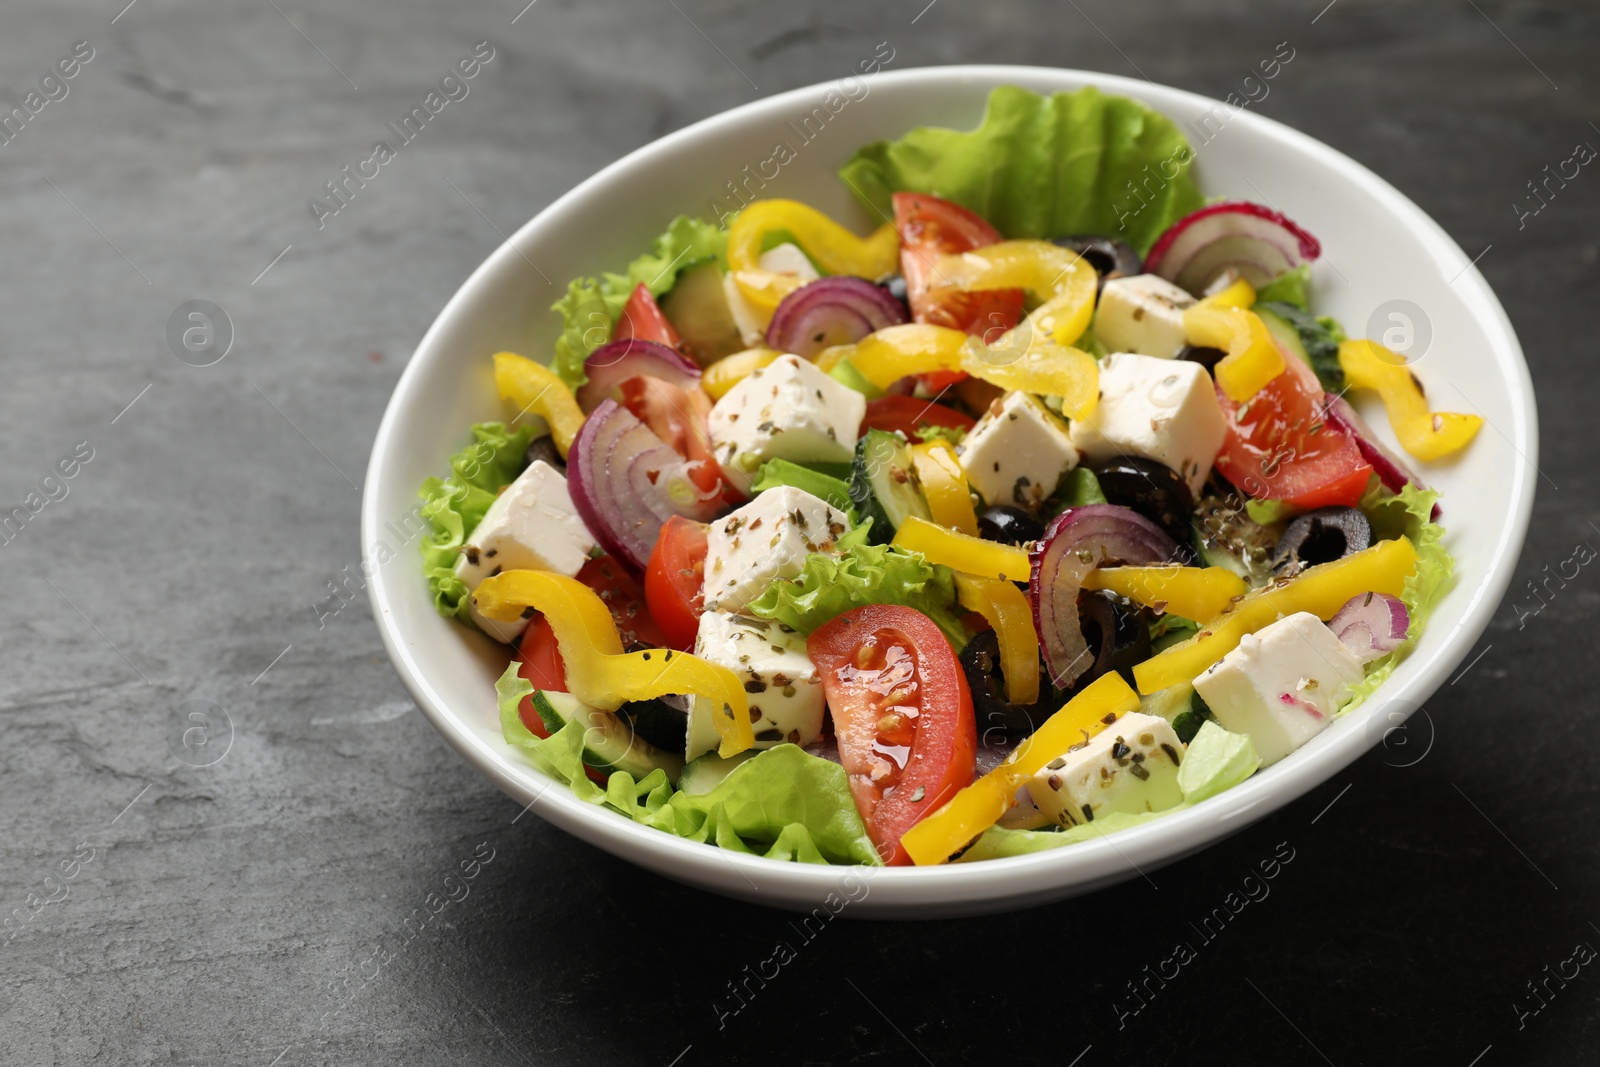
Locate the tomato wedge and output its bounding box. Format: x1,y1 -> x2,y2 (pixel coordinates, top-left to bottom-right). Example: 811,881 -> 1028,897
859,395 -> 978,442
893,192 -> 1025,342
644,516 -> 709,651
1213,348 -> 1373,509
613,283 -> 681,348
808,605 -> 976,866
618,377 -> 743,508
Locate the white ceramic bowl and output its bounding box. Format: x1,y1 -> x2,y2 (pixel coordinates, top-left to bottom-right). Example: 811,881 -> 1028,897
363,65 -> 1536,918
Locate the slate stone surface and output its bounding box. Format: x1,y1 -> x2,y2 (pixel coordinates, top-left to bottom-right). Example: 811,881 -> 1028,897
0,1 -> 1596,1063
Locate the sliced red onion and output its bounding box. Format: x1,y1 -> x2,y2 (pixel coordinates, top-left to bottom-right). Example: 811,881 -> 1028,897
1328,592 -> 1410,663
1322,394 -> 1440,519
1030,504 -> 1184,690
765,276 -> 908,358
566,399 -> 718,571
575,339 -> 702,413
1145,201 -> 1322,296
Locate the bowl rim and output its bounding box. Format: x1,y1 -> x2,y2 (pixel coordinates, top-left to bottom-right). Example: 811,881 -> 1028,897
363,64 -> 1537,904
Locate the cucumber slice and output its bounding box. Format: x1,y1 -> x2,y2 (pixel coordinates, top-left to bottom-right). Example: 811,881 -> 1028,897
1138,684 -> 1213,744
658,260 -> 744,365
677,750 -> 758,796
530,690 -> 685,782
848,429 -> 931,544
828,357 -> 887,399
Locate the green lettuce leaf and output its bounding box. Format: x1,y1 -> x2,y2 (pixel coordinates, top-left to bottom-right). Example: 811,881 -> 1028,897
551,215 -> 727,389
1255,264 -> 1311,309
752,459 -> 856,518
495,665 -> 879,865
838,85 -> 1204,254
418,422 -> 537,623
955,721 -> 1260,861
914,424 -> 968,447
746,521 -> 968,645
1343,480 -> 1453,710
1244,497 -> 1301,527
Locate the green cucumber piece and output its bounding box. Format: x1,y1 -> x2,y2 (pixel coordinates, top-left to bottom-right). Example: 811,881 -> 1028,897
530,690 -> 685,782
848,429 -> 931,544
658,260 -> 744,365
828,357 -> 886,399
677,750 -> 759,796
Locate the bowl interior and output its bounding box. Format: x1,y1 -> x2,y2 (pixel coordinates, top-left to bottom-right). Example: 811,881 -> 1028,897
363,65 -> 1535,917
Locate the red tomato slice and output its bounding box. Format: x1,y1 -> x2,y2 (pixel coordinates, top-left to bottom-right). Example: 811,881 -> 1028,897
893,192 -> 1025,342
1213,349 -> 1373,509
618,377 -> 744,509
644,516 -> 708,652
807,605 -> 977,866
860,396 -> 977,442
613,283 -> 681,347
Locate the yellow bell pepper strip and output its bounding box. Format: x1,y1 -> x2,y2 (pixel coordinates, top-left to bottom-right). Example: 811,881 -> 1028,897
892,516 -> 1031,582
930,241 -> 1099,347
1132,536 -> 1419,695
1082,565 -> 1249,623
492,352 -> 586,459
702,346 -> 781,400
901,671 -> 1139,865
1337,339 -> 1484,462
473,570 -> 755,757
954,575 -> 1040,705
727,199 -> 901,316
910,441 -> 978,536
1194,276 -> 1256,311
830,324 -> 1100,420
1182,306 -> 1286,403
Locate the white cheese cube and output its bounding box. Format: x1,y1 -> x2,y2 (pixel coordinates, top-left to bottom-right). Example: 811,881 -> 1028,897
456,460 -> 597,643
707,353 -> 866,493
1025,711 -> 1186,828
1068,352 -> 1226,497
956,390 -> 1078,509
685,612 -> 826,760
723,243 -> 820,346
1092,273 -> 1197,358
702,485 -> 849,615
1193,612 -> 1366,766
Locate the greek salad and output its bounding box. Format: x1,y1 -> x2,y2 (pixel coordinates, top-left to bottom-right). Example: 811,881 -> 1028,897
418,86 -> 1473,867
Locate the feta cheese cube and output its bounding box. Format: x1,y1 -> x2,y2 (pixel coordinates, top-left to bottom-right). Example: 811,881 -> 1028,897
702,485 -> 849,614
723,243 -> 820,346
1068,352 -> 1227,496
956,391 -> 1079,509
1092,273 -> 1197,359
1193,612 -> 1367,766
456,460 -> 597,643
685,612 -> 825,760
1025,712 -> 1186,828
707,353 -> 866,493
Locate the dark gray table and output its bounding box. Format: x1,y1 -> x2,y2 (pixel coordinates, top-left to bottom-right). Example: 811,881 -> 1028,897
3,1 -> 1596,1063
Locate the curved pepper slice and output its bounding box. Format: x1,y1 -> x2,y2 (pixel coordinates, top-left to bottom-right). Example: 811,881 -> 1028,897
824,324 -> 1100,420
892,516 -> 1030,583
1194,276 -> 1256,311
900,671 -> 1139,865
910,441 -> 978,536
727,199 -> 901,316
1132,536 -> 1419,695
492,352 -> 586,458
473,570 -> 754,757
702,346 -> 781,401
954,574 -> 1039,705
1337,340 -> 1483,462
1183,306 -> 1286,403
930,241 -> 1099,348
1082,565 -> 1249,623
